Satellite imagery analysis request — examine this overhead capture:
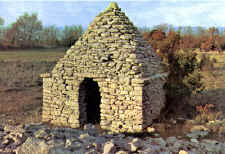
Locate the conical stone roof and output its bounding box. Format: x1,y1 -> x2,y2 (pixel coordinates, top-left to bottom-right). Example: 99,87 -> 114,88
41,3 -> 167,132
52,2 -> 165,79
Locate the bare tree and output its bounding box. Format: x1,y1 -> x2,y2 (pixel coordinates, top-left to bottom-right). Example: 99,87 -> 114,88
0,17 -> 4,26
41,25 -> 61,47
61,25 -> 83,47
0,17 -> 5,48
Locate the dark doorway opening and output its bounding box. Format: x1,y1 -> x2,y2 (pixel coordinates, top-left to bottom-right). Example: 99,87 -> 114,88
78,78 -> 101,124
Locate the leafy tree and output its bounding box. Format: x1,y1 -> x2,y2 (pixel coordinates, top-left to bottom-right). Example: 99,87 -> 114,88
143,31 -> 151,41
5,12 -> 42,48
166,29 -> 180,52
219,30 -> 225,50
143,29 -> 166,52
144,28 -> 204,115
143,27 -> 180,63
165,50 -> 203,97
163,49 -> 204,114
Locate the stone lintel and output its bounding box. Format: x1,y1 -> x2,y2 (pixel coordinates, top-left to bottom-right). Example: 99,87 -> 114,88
76,73 -> 106,78
40,73 -> 51,78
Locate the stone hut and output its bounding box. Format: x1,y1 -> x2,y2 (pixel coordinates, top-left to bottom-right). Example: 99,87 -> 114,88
41,2 -> 167,133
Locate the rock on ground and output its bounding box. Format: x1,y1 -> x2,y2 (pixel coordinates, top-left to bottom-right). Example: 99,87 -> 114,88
0,123 -> 224,154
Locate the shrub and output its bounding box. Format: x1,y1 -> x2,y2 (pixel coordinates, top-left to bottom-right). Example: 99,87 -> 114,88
195,104 -> 222,124
199,53 -> 217,71
164,49 -> 204,106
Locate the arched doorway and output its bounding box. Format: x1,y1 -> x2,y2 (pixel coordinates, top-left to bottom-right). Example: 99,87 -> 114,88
78,78 -> 101,125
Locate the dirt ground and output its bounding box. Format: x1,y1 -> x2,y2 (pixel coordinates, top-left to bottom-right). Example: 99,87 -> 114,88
0,85 -> 42,125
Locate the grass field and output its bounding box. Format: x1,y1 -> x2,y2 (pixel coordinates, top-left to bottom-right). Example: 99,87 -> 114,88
0,48 -> 66,125
0,48 -> 66,61
0,48 -> 67,88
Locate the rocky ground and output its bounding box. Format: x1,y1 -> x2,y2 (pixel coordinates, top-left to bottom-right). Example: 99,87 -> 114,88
0,123 -> 225,154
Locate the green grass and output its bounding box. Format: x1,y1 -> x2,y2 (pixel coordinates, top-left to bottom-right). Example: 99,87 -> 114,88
0,48 -> 66,62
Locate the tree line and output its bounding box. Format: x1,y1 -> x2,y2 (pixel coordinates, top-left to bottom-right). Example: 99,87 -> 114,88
141,24 -> 225,52
0,13 -> 83,49
1,13 -> 225,52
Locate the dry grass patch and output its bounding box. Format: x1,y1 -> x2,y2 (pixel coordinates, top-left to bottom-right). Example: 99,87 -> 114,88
0,48 -> 66,62
0,48 -> 66,125
191,52 -> 225,114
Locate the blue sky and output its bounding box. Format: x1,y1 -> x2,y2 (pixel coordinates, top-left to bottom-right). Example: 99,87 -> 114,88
0,0 -> 225,28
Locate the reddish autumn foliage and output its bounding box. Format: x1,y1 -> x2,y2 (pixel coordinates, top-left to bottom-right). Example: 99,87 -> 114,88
143,28 -> 180,58
196,104 -> 215,115
142,25 -> 225,53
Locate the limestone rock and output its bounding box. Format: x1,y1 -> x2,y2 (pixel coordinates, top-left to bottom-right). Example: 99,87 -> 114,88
190,138 -> 199,143
190,125 -> 209,132
49,147 -> 84,154
115,150 -> 128,154
34,129 -> 49,139
179,150 -> 188,154
201,139 -> 225,153
103,141 -> 116,154
0,123 -> 225,154
16,137 -> 50,154
127,138 -> 143,152
151,137 -> 167,147
146,127 -> 155,134
79,133 -> 89,140
186,130 -> 209,139
166,136 -> 177,145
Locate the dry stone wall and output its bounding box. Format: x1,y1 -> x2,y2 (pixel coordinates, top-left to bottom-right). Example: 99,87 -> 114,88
142,76 -> 166,127
41,2 -> 167,133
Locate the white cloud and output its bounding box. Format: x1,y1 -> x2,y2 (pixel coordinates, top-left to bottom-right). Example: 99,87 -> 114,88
166,1 -> 225,27
126,1 -> 225,27
1,0 -> 225,27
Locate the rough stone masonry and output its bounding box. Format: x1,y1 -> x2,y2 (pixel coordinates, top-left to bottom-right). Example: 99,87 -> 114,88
40,2 -> 168,133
